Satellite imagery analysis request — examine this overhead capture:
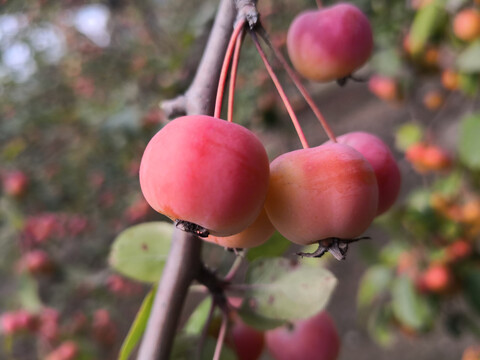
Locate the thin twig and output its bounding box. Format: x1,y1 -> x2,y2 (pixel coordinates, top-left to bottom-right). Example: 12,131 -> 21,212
213,312 -> 229,360
228,29 -> 245,122
256,25 -> 337,142
250,30 -> 310,149
224,254 -> 244,282
214,20 -> 246,119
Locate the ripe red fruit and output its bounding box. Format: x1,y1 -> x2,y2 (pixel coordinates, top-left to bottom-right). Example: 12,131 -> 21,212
446,239 -> 472,262
2,170 -> 28,197
230,319 -> 265,360
265,143 -> 378,245
405,143 -> 451,173
453,8 -> 480,41
0,310 -> 38,335
441,69 -> 460,91
332,132 -> 401,216
18,250 -> 54,275
265,311 -> 340,360
368,75 -> 401,102
287,3 -> 373,82
140,115 -> 270,236
45,341 -> 78,360
419,264 -> 453,293
423,90 -> 444,110
205,207 -> 275,248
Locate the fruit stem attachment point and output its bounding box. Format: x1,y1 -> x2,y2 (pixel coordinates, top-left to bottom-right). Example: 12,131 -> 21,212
250,29 -> 310,149
256,25 -> 337,143
175,219 -> 210,238
297,236 -> 370,260
214,20 -> 246,119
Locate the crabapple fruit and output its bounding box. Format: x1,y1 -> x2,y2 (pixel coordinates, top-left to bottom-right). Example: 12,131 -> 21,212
265,143 -> 378,245
140,115 -> 270,236
332,132 -> 401,216
265,311 -> 340,360
2,170 -> 28,197
419,264 -> 453,293
230,318 -> 265,360
205,207 -> 275,248
287,3 -> 373,82
453,8 -> 480,42
368,75 -> 401,102
405,143 -> 451,173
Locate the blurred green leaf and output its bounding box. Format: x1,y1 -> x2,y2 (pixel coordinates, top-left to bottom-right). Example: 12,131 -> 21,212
457,40 -> 480,73
459,113 -> 480,170
370,48 -> 403,76
119,287 -> 155,360
18,274 -> 42,312
358,266 -> 393,308
463,267 -> 480,315
458,74 -> 480,96
432,171 -> 463,197
109,222 -> 173,283
367,306 -> 396,347
184,297 -> 213,335
246,232 -> 291,262
239,258 -> 337,329
395,123 -> 423,152
392,275 -> 435,330
409,0 -> 447,55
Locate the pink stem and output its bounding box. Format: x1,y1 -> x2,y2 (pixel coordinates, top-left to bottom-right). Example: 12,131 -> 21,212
257,26 -> 337,143
213,313 -> 229,360
214,20 -> 246,119
250,30 -> 310,149
227,29 -> 245,122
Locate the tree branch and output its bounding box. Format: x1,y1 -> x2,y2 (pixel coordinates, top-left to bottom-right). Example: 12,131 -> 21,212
137,1 -> 237,359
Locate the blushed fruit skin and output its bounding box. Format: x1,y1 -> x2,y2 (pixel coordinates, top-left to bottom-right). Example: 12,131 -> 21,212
265,311 -> 340,360
265,143 -> 378,245
140,115 -> 270,236
287,3 -> 373,82
419,264 -> 453,293
368,75 -> 400,102
205,207 -> 275,248
230,319 -> 265,360
453,8 -> 480,41
332,132 -> 401,216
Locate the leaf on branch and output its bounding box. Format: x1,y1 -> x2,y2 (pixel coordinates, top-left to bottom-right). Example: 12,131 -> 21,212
184,297 -> 214,335
109,222 -> 173,283
457,40 -> 480,73
391,275 -> 435,330
238,257 -> 337,330
246,232 -> 291,262
357,265 -> 393,308
119,287 -> 155,360
459,113 -> 480,170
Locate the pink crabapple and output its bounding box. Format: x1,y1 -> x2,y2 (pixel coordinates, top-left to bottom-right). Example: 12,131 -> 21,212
140,115 -> 270,237
265,143 -> 378,246
287,3 -> 373,82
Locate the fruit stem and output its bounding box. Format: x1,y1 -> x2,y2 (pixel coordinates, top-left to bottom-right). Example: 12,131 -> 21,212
256,26 -> 337,143
214,19 -> 246,119
228,28 -> 245,123
213,312 -> 229,360
224,253 -> 244,282
250,30 -> 310,149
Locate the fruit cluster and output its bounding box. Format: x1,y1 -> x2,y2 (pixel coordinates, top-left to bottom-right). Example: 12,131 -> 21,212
139,4 -> 401,257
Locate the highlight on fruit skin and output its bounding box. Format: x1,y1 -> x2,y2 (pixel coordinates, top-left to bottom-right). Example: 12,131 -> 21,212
286,2 -> 373,82
265,143 -> 378,245
139,115 -> 270,237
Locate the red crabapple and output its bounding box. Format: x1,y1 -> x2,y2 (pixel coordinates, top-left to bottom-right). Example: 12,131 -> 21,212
230,318 -> 265,360
205,207 -> 275,248
18,250 -> 54,275
419,264 -> 453,293
265,311 -> 340,360
331,132 -> 401,216
2,170 -> 28,197
441,69 -> 460,91
368,75 -> 401,102
287,3 -> 373,82
140,115 -> 270,236
453,8 -> 480,41
265,143 -> 378,245
45,341 -> 78,360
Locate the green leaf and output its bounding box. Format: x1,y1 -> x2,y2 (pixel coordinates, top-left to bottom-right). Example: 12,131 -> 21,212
391,275 -> 435,330
395,123 -> 423,152
463,267 -> 480,315
109,222 -> 173,283
367,306 -> 396,347
18,274 -> 42,312
459,73 -> 480,96
246,232 -> 291,262
370,48 -> 403,76
184,297 -> 213,335
119,287 -> 155,360
171,335 -> 236,360
409,0 -> 447,55
459,113 -> 480,170
433,170 -> 463,197
239,258 -> 337,329
357,266 -> 393,308
457,40 -> 480,73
